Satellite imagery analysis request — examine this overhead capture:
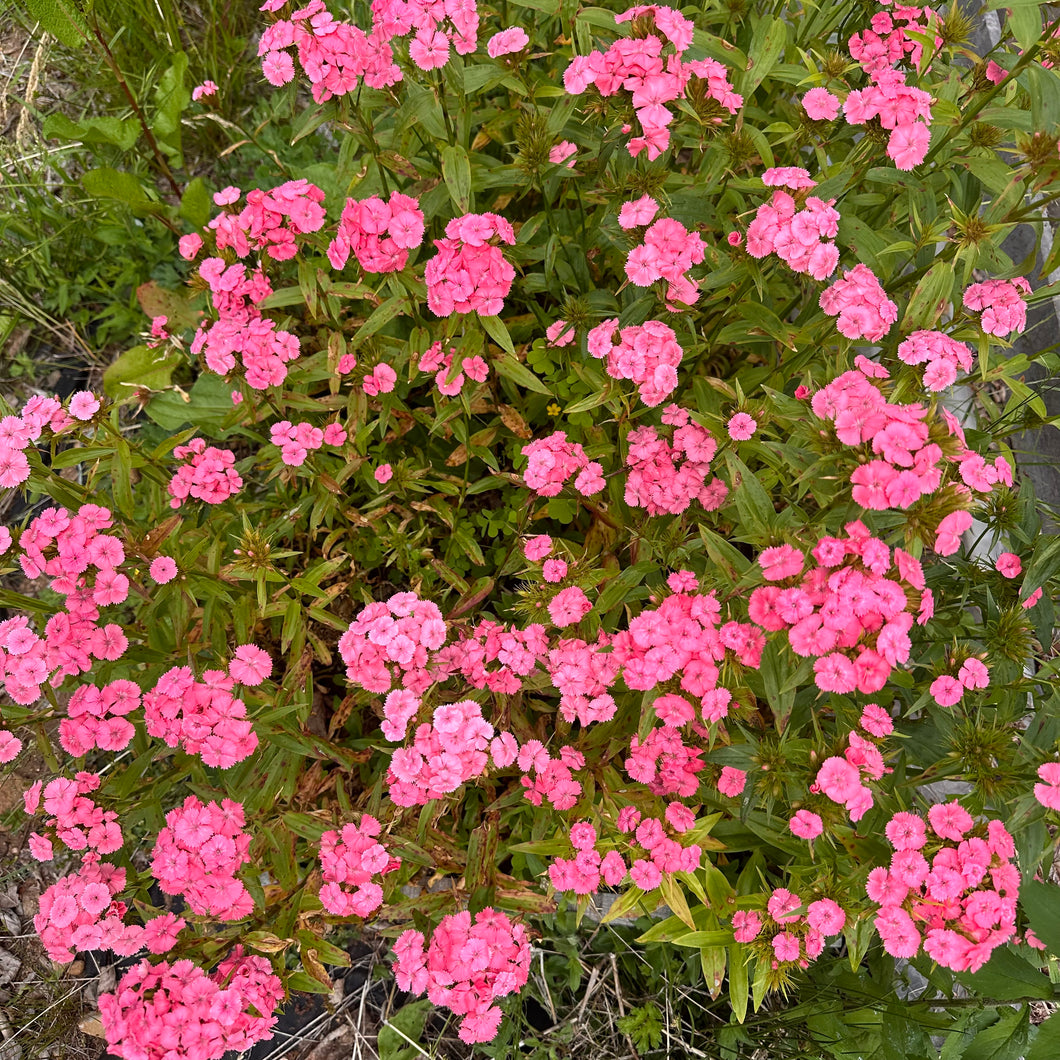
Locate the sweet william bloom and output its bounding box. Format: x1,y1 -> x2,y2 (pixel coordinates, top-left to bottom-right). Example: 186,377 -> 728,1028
930,675 -> 963,707
1024,586 -> 1044,609
192,80 -> 218,100
230,644 -> 272,685
409,29 -> 450,71
178,233 -> 203,260
375,463 -> 393,484
718,766 -> 746,797
927,800 -> 974,841
996,552 -> 1021,578
727,413 -> 757,440
548,586 -> 592,628
149,556 -> 178,584
860,703 -> 893,738
1034,762 -> 1060,811
488,27 -> 530,57
69,391 -> 100,420
790,809 -> 823,840
802,87 -> 841,120
0,731 -> 21,764
549,141 -> 577,166
524,535 -> 553,561
618,195 -> 660,230
887,121 -> 930,170
934,510 -> 972,556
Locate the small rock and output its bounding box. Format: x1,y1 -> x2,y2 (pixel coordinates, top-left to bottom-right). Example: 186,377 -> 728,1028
0,950 -> 19,986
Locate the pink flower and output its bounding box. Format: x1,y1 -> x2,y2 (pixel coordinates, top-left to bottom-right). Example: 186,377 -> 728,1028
934,510 -> 972,556
149,556 -> 178,584
733,909 -> 762,942
618,195 -> 660,230
409,29 -> 450,71
630,858 -> 662,891
0,731 -> 21,763
549,141 -> 577,166
726,413 -> 757,440
524,535 -> 553,561
375,463 -> 393,484
69,392 -> 100,420
996,552 -> 1021,579
727,231 -> 742,247
178,233 -> 203,260
229,644 -> 272,686
717,766 -> 746,797
887,121 -> 930,170
192,80 -> 218,101
860,703 -> 893,738
790,810 -> 823,840
487,27 -> 530,58
930,675 -> 963,707
927,801 -> 974,841
802,87 -> 841,121
548,587 -> 592,628
1024,586 -> 1044,609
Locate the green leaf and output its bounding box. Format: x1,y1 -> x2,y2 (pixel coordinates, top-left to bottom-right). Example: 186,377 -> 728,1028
957,945 -> 1052,1000
494,350 -> 551,394
902,261 -> 954,331
25,0 -> 89,48
724,453 -> 775,536
962,1005 -> 1029,1060
179,177 -> 211,228
740,16 -> 788,97
103,344 -> 180,398
479,313 -> 516,356
728,945 -> 749,1023
152,53 -> 190,164
42,113 -> 138,150
1020,879 -> 1060,956
285,970 -> 331,995
1028,1009 -> 1060,1060
145,373 -> 235,432
352,295 -> 408,348
378,1000 -> 432,1060
441,144 -> 472,213
81,167 -> 151,206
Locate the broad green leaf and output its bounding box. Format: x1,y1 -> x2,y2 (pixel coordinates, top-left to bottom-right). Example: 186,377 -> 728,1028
902,261 -> 954,331
179,177 -> 211,228
25,0 -> 89,48
441,144 -> 472,213
741,16 -> 788,97
81,167 -> 151,206
728,945 -> 749,1023
957,945 -> 1052,1001
42,113 -> 138,150
1028,1010 -> 1060,1060
145,373 -> 235,432
152,53 -> 190,163
479,313 -> 516,355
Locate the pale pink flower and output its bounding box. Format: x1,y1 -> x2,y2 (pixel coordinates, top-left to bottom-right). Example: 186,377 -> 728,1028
726,413 -> 757,440
802,87 -> 841,120
487,27 -> 530,58
375,463 -> 393,484
149,556 -> 178,584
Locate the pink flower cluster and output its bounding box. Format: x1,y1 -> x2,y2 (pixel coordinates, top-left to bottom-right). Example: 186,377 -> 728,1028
418,341 -> 489,396
143,665 -> 259,768
151,796 -> 254,920
749,520 -> 928,700
546,632 -> 621,725
35,857 -> 184,963
0,395 -> 71,488
208,180 -> 326,261
587,319 -> 683,406
190,256 -> 300,388
24,772 -> 123,861
424,212 -> 516,317
624,218 -> 706,306
168,439 -> 244,509
733,891 -> 846,969
563,4 -> 741,160
259,0 -> 401,100
99,950 -> 282,1060
810,366 -> 1012,513
1,505 -> 129,704
327,191 -> 425,272
338,591 -> 447,694
897,330 -> 974,391
844,69 -> 933,170
624,405 -> 727,515
60,678 -> 140,756
318,814 -> 400,916
516,738 -> 584,809
626,724 -> 706,797
819,264 -> 898,341
376,0 -> 480,71
521,431 -> 605,497
745,188 -> 840,280
431,619 -> 549,694
548,822 -> 628,894
848,5 -> 939,79
963,277 -> 1030,337
868,806 -> 1019,972
392,908 -> 531,1044
929,657 -> 990,707
270,420 -> 347,466
387,699 -> 494,805
813,731 -> 888,822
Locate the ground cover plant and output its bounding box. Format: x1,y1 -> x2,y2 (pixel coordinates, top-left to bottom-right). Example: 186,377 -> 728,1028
6,0 -> 1060,1056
